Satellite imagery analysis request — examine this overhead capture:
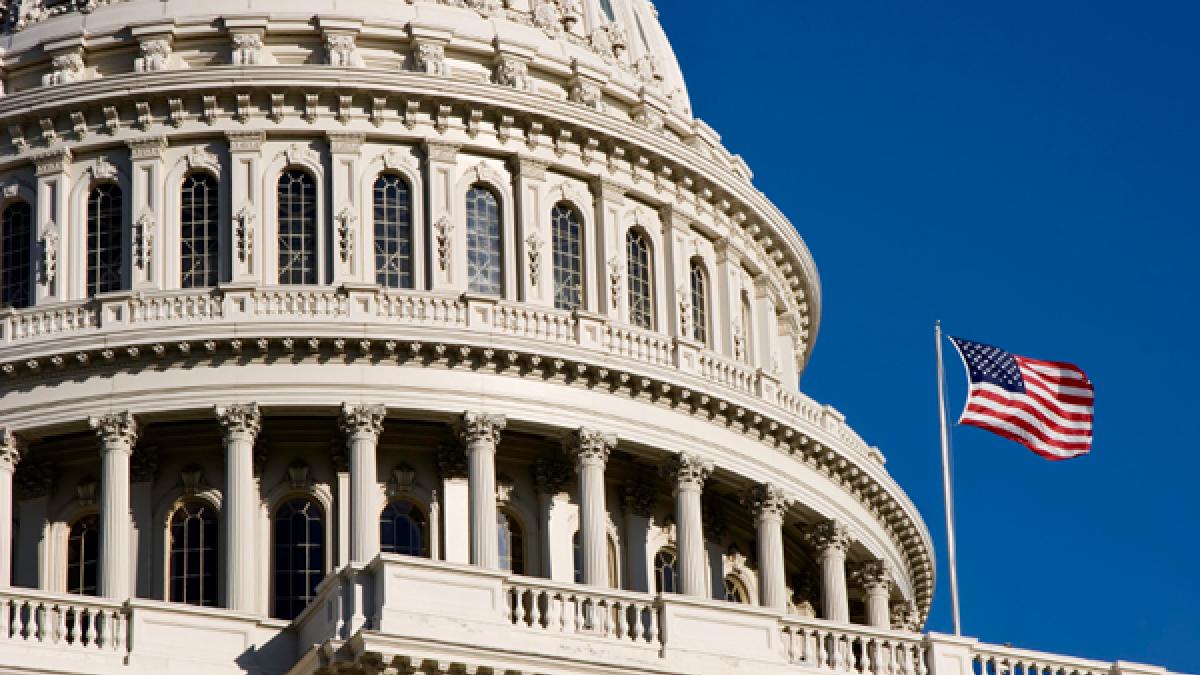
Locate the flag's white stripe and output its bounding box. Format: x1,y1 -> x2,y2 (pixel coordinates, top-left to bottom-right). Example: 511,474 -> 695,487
965,395 -> 1093,437
961,415 -> 1090,459
971,382 -> 1094,416
1020,368 -> 1094,398
1020,361 -> 1089,380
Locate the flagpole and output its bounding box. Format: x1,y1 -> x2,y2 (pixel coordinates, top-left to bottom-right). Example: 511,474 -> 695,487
935,320 -> 963,636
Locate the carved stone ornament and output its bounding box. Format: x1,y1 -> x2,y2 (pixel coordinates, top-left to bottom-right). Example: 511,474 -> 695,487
850,559 -> 893,593
43,51 -> 87,86
560,0 -> 583,31
565,427 -> 616,468
746,483 -> 792,521
663,453 -> 712,491
676,288 -> 690,336
185,148 -> 220,171
607,256 -> 622,309
0,428 -> 25,472
336,206 -> 356,264
89,411 -> 140,451
456,411 -> 506,446
525,232 -> 542,286
379,148 -> 417,172
135,39 -> 172,72
75,477 -> 98,506
214,403 -> 262,439
804,519 -> 853,556
435,443 -> 467,480
133,209 -> 155,269
413,42 -> 446,75
286,460 -> 313,490
231,32 -> 263,66
387,463 -> 417,496
39,220 -> 59,284
891,600 -> 921,632
493,57 -> 533,91
495,473 -> 516,504
325,33 -> 360,67
339,403 -> 386,438
234,205 -> 256,263
569,78 -> 604,110
180,465 -> 206,495
632,104 -> 665,132
533,455 -> 571,495
433,216 -> 452,271
90,157 -> 118,181
279,143 -> 319,167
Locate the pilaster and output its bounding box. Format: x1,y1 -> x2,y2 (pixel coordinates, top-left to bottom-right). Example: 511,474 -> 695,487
622,477 -> 655,593
436,443 -> 469,564
126,136 -> 167,290
31,147 -> 71,304
424,141 -> 460,292
0,428 -> 25,588
226,131 -> 265,283
589,177 -> 625,319
510,156 -> 550,305
328,132 -> 366,285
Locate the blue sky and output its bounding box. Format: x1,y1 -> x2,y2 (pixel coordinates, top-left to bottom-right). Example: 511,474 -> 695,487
661,2 -> 1199,670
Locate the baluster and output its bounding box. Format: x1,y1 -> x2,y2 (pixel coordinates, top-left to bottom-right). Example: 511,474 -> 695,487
544,591 -> 560,631
603,599 -> 614,638
503,588 -> 514,623
571,595 -> 583,633
816,630 -> 829,669
528,589 -> 542,629
33,602 -> 47,642
513,589 -> 527,626
646,605 -> 660,645
0,599 -> 9,640
615,601 -> 629,640
630,603 -> 644,642
90,607 -> 103,648
50,604 -> 63,644
916,643 -> 929,675
112,610 -> 124,651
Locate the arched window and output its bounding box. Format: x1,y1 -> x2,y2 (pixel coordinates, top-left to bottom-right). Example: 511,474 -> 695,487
466,185 -> 502,296
277,169 -> 318,285
66,514 -> 99,596
724,575 -> 750,603
180,172 -> 219,288
689,259 -> 708,344
739,291 -> 754,363
87,183 -> 123,296
168,500 -> 218,607
373,173 -> 413,289
551,202 -> 584,311
653,547 -> 678,594
573,531 -> 620,587
626,229 -> 654,329
380,500 -> 427,557
272,497 -> 326,620
1,201 -> 32,309
497,511 -> 524,575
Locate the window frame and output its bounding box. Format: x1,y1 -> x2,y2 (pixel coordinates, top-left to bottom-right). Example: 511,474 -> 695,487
688,258 -> 709,345
65,511 -> 100,597
372,172 -> 415,289
625,228 -> 655,330
179,171 -> 221,289
86,181 -> 125,297
653,547 -> 679,595
379,498 -> 430,559
166,497 -> 220,608
270,495 -> 327,620
465,183 -> 504,297
550,201 -> 585,311
276,167 -> 321,286
0,199 -> 33,309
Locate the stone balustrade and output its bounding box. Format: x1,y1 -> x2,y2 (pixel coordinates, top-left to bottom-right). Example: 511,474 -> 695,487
504,576 -> 663,647
0,589 -> 131,655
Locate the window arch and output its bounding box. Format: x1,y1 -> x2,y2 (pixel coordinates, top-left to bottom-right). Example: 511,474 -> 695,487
689,259 -> 708,344
168,500 -> 218,607
573,530 -> 620,587
497,510 -> 525,575
466,185 -> 502,296
551,202 -> 584,311
373,173 -> 413,289
277,169 -> 318,285
1,200 -> 32,309
66,514 -> 99,596
180,172 -> 219,288
272,497 -> 326,620
626,229 -> 654,329
724,575 -> 750,604
653,547 -> 678,594
87,183 -> 123,296
380,500 -> 428,558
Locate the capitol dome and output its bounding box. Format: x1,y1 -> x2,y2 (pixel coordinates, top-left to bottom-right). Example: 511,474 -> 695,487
0,2 -> 965,674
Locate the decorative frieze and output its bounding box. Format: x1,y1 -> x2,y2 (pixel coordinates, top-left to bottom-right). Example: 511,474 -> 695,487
494,57 -> 534,92
130,444 -> 159,483
325,33 -> 360,67
413,42 -> 447,75
43,51 -> 88,86
14,460 -> 56,499
435,443 -> 468,480
135,39 -> 172,72
622,476 -> 657,517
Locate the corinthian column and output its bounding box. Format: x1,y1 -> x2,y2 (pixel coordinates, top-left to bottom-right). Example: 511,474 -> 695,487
0,429 -> 24,588
747,483 -> 791,610
89,412 -> 139,600
215,403 -> 261,611
665,453 -> 712,598
566,428 -> 616,586
339,404 -> 386,562
852,560 -> 893,628
456,412 -> 505,569
806,519 -> 852,622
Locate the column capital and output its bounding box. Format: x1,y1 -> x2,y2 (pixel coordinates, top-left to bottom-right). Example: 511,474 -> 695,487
423,140 -> 461,163
746,482 -> 791,521
805,518 -> 853,556
89,412 -> 139,452
565,427 -> 616,468
215,403 -> 262,440
850,559 -> 892,593
662,452 -> 711,491
456,411 -> 506,446
340,403 -> 386,439
0,428 -> 26,472
890,600 -> 921,632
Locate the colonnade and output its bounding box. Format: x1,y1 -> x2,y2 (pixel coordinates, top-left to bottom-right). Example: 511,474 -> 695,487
0,407 -> 897,628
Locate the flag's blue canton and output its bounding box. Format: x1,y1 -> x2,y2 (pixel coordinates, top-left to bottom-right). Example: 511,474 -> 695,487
948,336 -> 1026,394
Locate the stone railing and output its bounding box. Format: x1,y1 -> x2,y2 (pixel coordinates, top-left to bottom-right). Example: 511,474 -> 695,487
0,588 -> 131,656
972,643 -> 1118,675
781,616 -> 928,675
504,576 -> 663,647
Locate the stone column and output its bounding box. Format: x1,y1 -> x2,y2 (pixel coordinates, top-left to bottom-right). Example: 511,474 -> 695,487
214,403 -> 261,611
747,483 -> 791,610
0,429 -> 24,588
456,412 -> 506,569
340,404 -> 386,563
89,412 -> 138,600
436,444 -> 470,564
566,428 -> 616,587
806,519 -> 852,623
665,453 -> 712,598
853,560 -> 893,628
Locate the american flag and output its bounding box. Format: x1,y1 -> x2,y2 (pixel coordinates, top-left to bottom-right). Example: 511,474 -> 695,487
947,336 -> 1094,460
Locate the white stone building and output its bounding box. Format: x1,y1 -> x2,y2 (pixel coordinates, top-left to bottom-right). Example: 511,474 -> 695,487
0,1 -> 1181,674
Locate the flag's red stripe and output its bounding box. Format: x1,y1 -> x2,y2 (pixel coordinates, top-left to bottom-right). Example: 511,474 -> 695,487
1021,379 -> 1096,409
964,404 -> 1091,446
1020,368 -> 1094,399
1015,355 -> 1090,377
966,393 -> 1092,433
960,410 -> 1092,451
961,418 -> 1090,461
970,386 -> 1094,423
